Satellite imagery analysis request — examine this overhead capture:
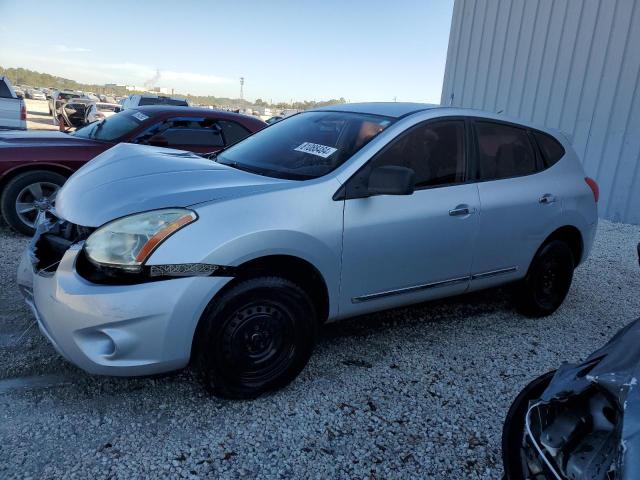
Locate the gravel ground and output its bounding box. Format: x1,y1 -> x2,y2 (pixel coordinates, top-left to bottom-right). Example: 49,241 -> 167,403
0,220 -> 639,479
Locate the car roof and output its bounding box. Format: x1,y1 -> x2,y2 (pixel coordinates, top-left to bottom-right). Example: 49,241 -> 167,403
312,102 -> 566,140
312,102 -> 439,118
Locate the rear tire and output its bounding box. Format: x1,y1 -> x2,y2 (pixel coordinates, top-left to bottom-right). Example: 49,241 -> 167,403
1,170 -> 66,236
195,276 -> 317,399
513,240 -> 575,317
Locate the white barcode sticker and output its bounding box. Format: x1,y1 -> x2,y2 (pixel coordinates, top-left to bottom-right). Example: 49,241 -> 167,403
294,142 -> 337,158
132,112 -> 149,122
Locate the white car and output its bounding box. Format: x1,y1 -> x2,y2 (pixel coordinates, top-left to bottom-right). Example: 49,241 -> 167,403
0,76 -> 26,130
85,102 -> 121,123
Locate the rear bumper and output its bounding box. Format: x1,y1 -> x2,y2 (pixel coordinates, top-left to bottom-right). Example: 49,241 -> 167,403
17,243 -> 232,376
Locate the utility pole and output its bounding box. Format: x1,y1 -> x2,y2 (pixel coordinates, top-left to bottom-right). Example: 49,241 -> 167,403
239,77 -> 244,101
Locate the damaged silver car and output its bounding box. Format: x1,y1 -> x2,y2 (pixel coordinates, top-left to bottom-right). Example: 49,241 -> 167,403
502,244 -> 640,480
17,103 -> 598,399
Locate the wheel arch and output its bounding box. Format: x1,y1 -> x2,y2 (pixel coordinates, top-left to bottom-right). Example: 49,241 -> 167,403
190,253 -> 330,362
0,163 -> 73,193
546,225 -> 583,265
536,225 -> 584,267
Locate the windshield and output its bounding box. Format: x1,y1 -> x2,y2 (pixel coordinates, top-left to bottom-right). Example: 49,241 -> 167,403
216,111 -> 392,179
73,110 -> 149,141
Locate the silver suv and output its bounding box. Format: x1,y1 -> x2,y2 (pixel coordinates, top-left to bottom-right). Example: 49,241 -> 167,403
18,103 -> 598,398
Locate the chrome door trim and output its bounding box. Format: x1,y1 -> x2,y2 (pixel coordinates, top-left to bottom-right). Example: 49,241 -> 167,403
351,266 -> 518,303
471,266 -> 518,280
351,275 -> 470,303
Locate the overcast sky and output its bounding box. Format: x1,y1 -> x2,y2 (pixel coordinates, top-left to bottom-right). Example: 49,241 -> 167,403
0,0 -> 454,103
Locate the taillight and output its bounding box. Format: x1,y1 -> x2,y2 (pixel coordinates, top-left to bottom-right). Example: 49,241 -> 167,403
585,177 -> 599,203
20,103 -> 26,121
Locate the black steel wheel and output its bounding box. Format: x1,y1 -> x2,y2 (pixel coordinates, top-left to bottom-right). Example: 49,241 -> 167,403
196,276 -> 316,399
513,240 -> 575,317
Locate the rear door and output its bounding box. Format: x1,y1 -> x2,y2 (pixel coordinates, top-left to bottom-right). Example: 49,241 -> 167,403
469,119 -> 563,290
339,118 -> 480,317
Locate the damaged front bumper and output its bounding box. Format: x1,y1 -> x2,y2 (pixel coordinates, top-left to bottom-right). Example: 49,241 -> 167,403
17,213 -> 232,376
503,317 -> 640,480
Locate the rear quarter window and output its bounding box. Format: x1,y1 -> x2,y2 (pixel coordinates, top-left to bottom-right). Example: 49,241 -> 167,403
532,131 -> 566,167
218,120 -> 251,146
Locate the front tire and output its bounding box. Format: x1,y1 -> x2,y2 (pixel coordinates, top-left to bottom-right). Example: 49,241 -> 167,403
195,277 -> 317,399
513,240 -> 575,317
1,170 -> 66,236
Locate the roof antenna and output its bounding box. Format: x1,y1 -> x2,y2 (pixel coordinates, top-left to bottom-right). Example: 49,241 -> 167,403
496,109 -> 504,114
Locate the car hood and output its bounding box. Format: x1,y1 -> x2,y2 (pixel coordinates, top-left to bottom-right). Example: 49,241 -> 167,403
55,143 -> 290,227
0,130 -> 104,148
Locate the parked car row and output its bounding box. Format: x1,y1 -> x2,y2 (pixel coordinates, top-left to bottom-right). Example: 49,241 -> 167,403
13,102 -> 599,402
0,106 -> 266,233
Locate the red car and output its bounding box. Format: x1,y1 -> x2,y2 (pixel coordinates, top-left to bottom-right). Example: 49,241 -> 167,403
0,106 -> 266,234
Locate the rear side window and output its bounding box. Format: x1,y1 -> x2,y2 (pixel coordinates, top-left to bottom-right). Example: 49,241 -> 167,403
218,120 -> 251,146
533,131 -> 565,167
475,122 -> 537,180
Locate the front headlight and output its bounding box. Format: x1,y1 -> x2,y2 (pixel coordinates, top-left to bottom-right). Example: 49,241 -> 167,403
84,208 -> 197,271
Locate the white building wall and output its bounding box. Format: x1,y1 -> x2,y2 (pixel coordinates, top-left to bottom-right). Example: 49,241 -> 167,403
442,0 -> 640,224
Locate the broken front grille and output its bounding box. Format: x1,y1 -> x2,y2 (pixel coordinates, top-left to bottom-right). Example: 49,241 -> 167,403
32,213 -> 94,273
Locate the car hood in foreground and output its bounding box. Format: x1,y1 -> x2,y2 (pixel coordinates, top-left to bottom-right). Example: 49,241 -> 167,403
0,130 -> 104,148
55,143 -> 289,227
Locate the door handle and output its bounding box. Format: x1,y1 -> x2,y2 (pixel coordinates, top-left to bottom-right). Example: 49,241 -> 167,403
449,205 -> 475,216
539,194 -> 556,205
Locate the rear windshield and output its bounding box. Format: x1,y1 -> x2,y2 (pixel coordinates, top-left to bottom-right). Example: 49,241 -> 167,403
0,79 -> 12,98
73,110 -> 149,141
138,97 -> 188,106
217,111 -> 392,180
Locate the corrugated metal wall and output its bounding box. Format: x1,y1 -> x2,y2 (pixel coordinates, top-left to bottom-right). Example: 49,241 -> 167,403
441,0 -> 640,224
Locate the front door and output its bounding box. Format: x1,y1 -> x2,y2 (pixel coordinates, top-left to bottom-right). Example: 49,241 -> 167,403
338,119 -> 480,317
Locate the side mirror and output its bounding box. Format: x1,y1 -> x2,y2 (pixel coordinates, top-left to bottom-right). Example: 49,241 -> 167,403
114,106 -> 121,113
148,134 -> 169,147
367,166 -> 415,196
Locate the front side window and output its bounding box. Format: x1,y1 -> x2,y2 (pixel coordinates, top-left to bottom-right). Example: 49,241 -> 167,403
475,121 -> 537,180
369,120 -> 466,188
216,111 -> 392,179
137,118 -> 224,147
